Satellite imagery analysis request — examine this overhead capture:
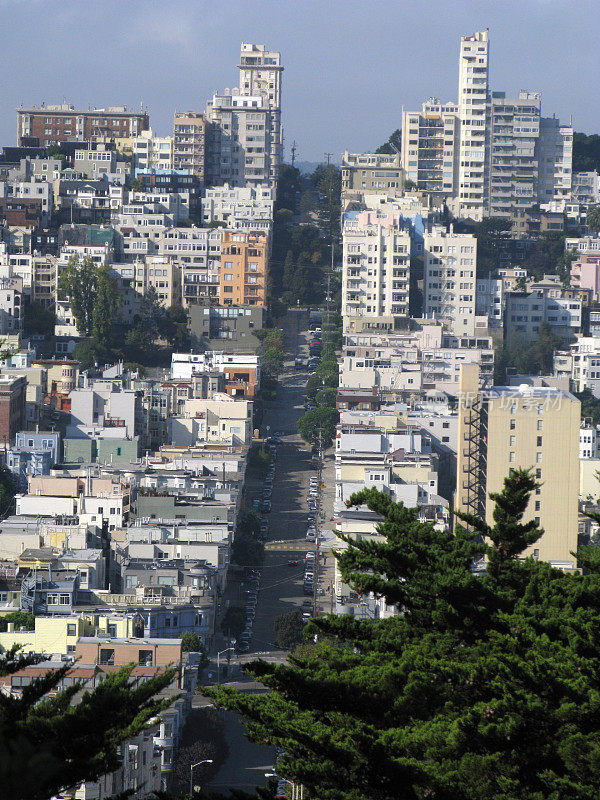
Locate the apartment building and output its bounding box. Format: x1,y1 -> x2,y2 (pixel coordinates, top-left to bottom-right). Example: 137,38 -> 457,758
219,230 -> 268,305
17,104 -> 149,146
6,430 -> 61,489
341,152 -> 404,195
205,91 -> 274,187
69,382 -> 142,438
0,179 -> 52,225
238,42 -> 283,183
340,324 -> 494,396
475,276 -> 504,326
342,210 -> 411,327
538,117 -> 573,202
557,337 -> 600,395
111,256 -> 181,320
0,275 -> 22,334
456,363 -> 580,569
485,91 -> 541,217
154,227 -> 222,305
132,129 -> 173,173
504,290 -> 582,347
570,253 -> 600,301
73,146 -> 118,178
171,351 -> 260,397
457,29 -> 489,220
401,99 -> 459,196
0,375 -> 27,446
201,183 -> 274,227
335,423 -> 442,513
189,302 -> 265,351
423,226 -> 477,335
169,396 -> 252,447
172,112 -> 206,181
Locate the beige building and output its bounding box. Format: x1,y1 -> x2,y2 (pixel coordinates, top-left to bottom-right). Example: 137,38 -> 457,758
341,152 -> 404,195
401,99 -> 459,196
172,112 -> 207,181
456,364 -> 580,569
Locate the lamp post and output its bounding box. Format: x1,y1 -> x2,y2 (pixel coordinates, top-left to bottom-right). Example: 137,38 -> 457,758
265,773 -> 302,800
217,646 -> 236,683
190,758 -> 213,797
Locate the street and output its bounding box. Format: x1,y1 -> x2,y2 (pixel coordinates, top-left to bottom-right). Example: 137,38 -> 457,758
201,308 -> 337,794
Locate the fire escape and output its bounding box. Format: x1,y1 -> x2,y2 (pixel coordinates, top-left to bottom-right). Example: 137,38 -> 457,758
461,392 -> 488,521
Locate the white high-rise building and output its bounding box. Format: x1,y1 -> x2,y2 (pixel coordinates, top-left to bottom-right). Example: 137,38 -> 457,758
423,226 -> 477,335
342,211 -> 411,327
484,91 -> 541,217
238,43 -> 283,183
401,99 -> 460,196
538,117 -> 573,203
457,29 -> 489,220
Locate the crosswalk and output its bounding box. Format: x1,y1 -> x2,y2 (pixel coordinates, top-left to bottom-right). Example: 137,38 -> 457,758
265,540 -> 334,552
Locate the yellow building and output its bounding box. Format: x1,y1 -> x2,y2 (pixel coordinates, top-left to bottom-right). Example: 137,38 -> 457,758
0,613 -> 136,657
456,364 -> 581,568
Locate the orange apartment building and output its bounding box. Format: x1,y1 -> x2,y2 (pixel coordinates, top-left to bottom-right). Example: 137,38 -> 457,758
219,231 -> 268,306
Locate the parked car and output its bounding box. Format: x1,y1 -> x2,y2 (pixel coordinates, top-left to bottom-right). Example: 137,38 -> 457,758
262,500 -> 271,513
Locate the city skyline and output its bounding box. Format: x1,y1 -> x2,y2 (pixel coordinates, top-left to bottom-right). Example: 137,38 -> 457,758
1,0 -> 598,163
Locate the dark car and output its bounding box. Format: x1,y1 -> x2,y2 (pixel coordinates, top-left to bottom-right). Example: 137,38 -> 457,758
287,559 -> 299,566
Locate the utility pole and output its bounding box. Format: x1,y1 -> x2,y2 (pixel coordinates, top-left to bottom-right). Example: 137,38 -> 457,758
314,425 -> 323,616
291,140 -> 297,168
324,152 -> 332,165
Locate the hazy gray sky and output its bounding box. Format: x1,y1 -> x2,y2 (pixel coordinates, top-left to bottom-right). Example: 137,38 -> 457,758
2,0 -> 598,163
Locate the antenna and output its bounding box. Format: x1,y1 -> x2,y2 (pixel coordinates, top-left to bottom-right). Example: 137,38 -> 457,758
324,152 -> 333,166
291,140 -> 297,168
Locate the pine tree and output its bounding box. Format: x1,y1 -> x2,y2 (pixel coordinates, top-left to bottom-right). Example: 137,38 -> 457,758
206,470 -> 600,800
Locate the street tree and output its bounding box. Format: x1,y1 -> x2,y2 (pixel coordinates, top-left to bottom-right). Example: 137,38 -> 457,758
297,406 -> 339,447
587,204 -> 600,233
273,610 -> 305,649
206,471 -> 600,800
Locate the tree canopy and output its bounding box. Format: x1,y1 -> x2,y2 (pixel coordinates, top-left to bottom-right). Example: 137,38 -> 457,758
58,255 -> 121,343
297,406 -> 339,448
206,470 -> 600,800
0,650 -> 176,800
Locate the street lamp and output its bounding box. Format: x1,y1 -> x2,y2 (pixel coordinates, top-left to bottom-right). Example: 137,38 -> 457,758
217,646 -> 236,683
265,774 -> 303,800
190,759 -> 213,797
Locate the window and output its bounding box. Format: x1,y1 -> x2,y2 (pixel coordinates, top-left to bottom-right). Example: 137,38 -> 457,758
537,436 -> 542,447
138,650 -> 153,666
509,436 -> 515,446
537,420 -> 543,430
60,594 -> 70,605
509,452 -> 515,462
67,624 -> 77,636
108,624 -> 117,637
99,648 -> 115,665
46,594 -> 59,605
536,452 -> 542,463
535,501 -> 541,511
510,419 -> 516,430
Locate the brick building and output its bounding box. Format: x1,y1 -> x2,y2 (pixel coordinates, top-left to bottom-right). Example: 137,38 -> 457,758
0,376 -> 27,447
17,105 -> 149,146
0,197 -> 43,228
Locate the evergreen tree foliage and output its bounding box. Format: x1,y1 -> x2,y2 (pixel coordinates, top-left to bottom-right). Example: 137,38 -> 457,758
587,204 -> 600,233
0,651 -> 177,800
58,255 -> 121,343
206,470 -> 600,800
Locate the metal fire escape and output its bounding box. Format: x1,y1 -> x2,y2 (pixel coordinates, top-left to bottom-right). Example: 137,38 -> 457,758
461,392 -> 488,521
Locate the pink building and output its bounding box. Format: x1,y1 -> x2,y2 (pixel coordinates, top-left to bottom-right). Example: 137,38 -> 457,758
571,255 -> 600,301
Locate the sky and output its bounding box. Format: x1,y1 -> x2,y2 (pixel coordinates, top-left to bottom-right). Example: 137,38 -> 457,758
1,0 -> 598,164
